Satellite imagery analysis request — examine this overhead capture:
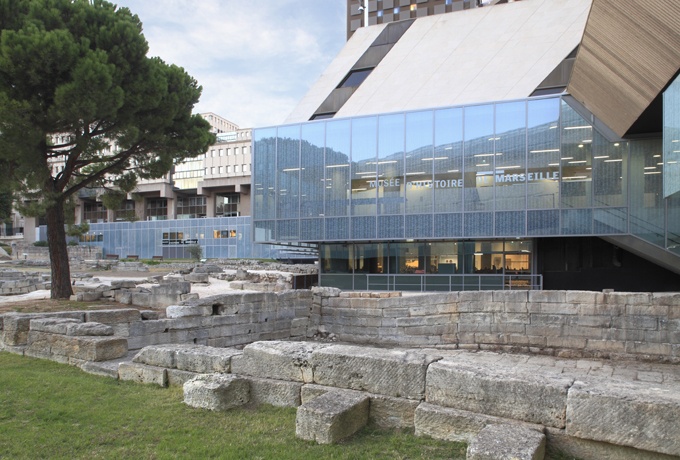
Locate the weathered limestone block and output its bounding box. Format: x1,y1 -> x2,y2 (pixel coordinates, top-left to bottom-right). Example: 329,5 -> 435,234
467,424 -> 546,460
85,309 -> 141,324
175,346 -> 242,373
183,374 -> 250,411
166,305 -> 212,318
295,390 -> 369,444
153,281 -> 191,295
110,280 -> 137,289
566,381 -> 680,456
66,322 -> 114,336
231,341 -> 332,382
132,344 -> 201,368
184,273 -> 209,283
248,377 -> 303,407
140,310 -> 159,320
426,360 -> 572,427
29,318 -> 80,334
545,427 -> 679,460
167,368 -> 201,387
311,344 -> 440,400
27,330 -> 127,361
301,383 -> 418,429
118,362 -> 168,386
414,402 -> 544,443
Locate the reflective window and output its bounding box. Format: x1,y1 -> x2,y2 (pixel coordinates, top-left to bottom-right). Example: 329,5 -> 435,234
464,104 -> 495,212
378,113 -> 405,215
325,119 -> 351,217
406,110 -> 434,214
494,101 -> 527,210
276,125 -> 300,221
560,101 -> 592,208
300,123 -> 325,218
434,108 -> 463,212
527,98 -> 560,209
351,117 -> 378,216
253,127 -> 277,220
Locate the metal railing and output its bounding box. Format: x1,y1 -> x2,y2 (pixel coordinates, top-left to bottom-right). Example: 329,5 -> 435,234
360,273 -> 543,291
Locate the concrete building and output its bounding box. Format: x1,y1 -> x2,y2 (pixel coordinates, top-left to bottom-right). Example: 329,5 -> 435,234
253,0 -> 680,291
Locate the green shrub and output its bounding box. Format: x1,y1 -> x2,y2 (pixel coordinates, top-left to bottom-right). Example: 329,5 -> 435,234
33,240 -> 49,247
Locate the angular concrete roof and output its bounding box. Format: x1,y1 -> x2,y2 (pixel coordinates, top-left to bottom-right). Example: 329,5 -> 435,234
285,0 -> 592,123
567,0 -> 680,137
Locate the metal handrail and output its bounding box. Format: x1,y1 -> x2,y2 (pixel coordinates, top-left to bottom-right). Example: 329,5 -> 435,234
362,273 -> 543,291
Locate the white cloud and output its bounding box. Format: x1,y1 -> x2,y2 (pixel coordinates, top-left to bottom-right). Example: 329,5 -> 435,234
114,0 -> 346,127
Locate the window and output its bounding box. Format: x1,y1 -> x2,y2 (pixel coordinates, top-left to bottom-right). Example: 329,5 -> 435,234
227,148 -> 231,155
211,167 -> 215,174
218,166 -> 223,174
114,200 -> 136,221
234,165 -> 240,173
211,150 -> 216,157
227,165 -> 232,173
146,198 -> 167,220
338,68 -> 373,88
83,202 -> 107,223
219,149 -> 223,156
213,229 -> 237,238
243,164 -> 249,172
176,196 -> 206,219
215,193 -> 240,217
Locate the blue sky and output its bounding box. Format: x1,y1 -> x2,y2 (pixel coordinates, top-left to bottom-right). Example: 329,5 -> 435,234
114,0 -> 347,128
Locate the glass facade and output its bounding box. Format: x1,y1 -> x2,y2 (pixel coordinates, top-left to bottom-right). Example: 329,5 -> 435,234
72,216 -> 277,260
253,94 -> 679,289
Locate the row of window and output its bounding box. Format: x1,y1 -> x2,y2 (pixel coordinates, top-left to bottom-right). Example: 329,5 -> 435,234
206,164 -> 249,175
82,194 -> 241,223
208,146 -> 250,157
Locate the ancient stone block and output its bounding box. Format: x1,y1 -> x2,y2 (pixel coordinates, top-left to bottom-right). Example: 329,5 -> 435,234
183,374 -> 250,411
248,377 -> 302,407
118,362 -> 167,386
566,381 -> 680,456
152,282 -> 191,296
27,331 -> 127,361
110,280 -> 137,289
167,368 -> 201,387
467,424 -> 546,460
140,310 -> 160,320
545,427 -> 678,460
66,322 -> 114,336
175,346 -> 241,373
29,318 -> 80,334
311,344 -> 440,400
166,305 -> 212,318
414,402 -> 544,443
426,359 -> 572,428
132,344 -> 201,368
231,341 -> 332,382
369,394 -> 420,429
295,390 -> 369,444
85,309 -> 141,324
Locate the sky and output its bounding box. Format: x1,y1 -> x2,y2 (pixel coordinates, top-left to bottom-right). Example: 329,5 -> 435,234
113,0 -> 347,129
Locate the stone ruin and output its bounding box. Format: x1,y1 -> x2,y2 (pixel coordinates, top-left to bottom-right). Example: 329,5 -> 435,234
0,269 -> 51,295
1,285 -> 680,459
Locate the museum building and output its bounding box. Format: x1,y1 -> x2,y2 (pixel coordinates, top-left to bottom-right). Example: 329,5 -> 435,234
252,0 -> 680,291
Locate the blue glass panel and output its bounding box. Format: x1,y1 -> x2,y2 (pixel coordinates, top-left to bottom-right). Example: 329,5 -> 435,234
300,219 -> 323,241
494,101 -> 527,210
351,117 -> 378,216
276,219 -> 299,241
378,215 -> 404,239
560,101 -> 592,208
527,98 -> 560,209
464,104 -> 495,212
495,211 -> 526,236
561,209 -> 592,235
405,110 -> 433,214
300,123 -> 325,218
405,214 -> 432,238
593,208 -> 627,234
253,127 -> 277,220
378,113 -> 405,215
464,212 -> 493,237
254,220 -> 275,243
325,119 -> 351,217
629,139 -> 665,246
276,125 -> 301,219
325,217 -> 349,240
527,210 -> 559,235
434,108 -> 463,213
664,74 -> 680,198
351,216 -> 376,240
434,213 -> 462,238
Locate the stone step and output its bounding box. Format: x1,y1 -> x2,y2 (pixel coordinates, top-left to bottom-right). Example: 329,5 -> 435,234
295,390 -> 369,444
467,424 -> 546,460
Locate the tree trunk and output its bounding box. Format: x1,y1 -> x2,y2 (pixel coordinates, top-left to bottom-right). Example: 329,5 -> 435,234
46,199 -> 73,299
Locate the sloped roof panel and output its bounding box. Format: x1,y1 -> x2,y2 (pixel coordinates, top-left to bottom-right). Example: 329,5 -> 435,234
567,0 -> 680,137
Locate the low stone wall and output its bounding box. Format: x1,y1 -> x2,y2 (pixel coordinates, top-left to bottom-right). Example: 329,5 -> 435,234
9,243 -> 102,261
0,270 -> 50,295
122,341 -> 680,458
311,289 -> 680,363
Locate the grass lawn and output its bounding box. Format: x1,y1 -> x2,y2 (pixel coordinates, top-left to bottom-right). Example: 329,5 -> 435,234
0,352 -> 466,459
